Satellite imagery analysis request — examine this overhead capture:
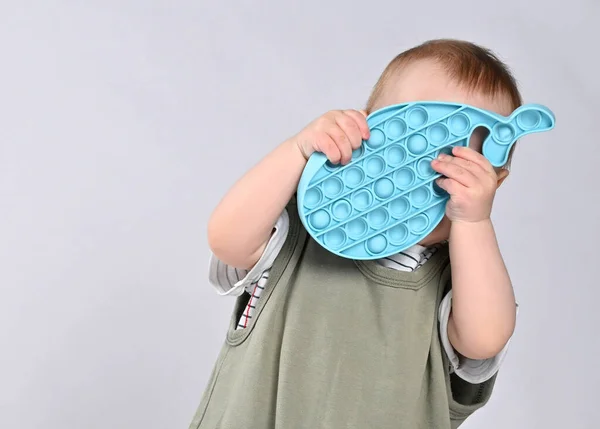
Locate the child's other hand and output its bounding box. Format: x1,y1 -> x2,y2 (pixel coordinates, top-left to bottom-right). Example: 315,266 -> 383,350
430,146 -> 503,223
292,110 -> 370,165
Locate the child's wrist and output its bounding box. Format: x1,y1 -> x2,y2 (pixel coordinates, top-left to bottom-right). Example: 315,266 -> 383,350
451,217 -> 492,226
449,218 -> 494,239
285,138 -> 311,163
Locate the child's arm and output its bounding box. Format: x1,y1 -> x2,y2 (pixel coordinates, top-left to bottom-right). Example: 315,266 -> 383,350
446,220 -> 516,359
208,110 -> 369,269
431,146 -> 517,360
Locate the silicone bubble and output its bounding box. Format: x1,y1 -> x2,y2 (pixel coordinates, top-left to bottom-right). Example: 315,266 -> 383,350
297,101 -> 555,259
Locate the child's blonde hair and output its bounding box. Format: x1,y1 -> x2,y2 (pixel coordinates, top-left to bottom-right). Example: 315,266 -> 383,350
366,39 -> 523,167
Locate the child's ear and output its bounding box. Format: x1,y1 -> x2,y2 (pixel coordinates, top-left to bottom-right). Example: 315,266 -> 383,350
496,168 -> 510,188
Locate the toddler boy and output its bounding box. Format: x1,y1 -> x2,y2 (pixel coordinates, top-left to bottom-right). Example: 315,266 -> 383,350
190,39 -> 521,429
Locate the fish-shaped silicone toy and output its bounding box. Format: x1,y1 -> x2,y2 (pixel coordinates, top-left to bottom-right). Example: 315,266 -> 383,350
296,102 -> 555,260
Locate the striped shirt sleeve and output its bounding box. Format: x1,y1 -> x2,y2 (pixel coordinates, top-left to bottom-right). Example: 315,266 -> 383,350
438,290 -> 519,384
207,210 -> 290,296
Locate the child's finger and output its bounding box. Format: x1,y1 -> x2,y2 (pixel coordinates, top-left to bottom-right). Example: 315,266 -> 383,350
435,177 -> 465,196
335,113 -> 364,150
325,125 -> 353,164
452,146 -> 494,173
431,156 -> 477,187
318,133 -> 343,164
436,152 -> 487,178
343,109 -> 370,140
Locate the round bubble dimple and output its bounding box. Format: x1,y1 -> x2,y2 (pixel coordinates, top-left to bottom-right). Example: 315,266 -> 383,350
416,157 -> 435,178
304,187 -> 323,209
366,235 -> 388,255
343,166 -> 365,188
408,214 -> 429,234
324,161 -> 338,171
407,107 -> 429,128
428,123 -> 450,146
385,118 -> 407,139
374,177 -> 395,199
385,145 -> 407,167
366,128 -> 386,149
394,168 -> 416,189
352,189 -> 373,210
323,176 -> 344,198
431,181 -> 447,197
309,209 -> 330,230
517,110 -> 541,130
332,200 -> 352,221
352,145 -> 365,159
367,207 -> 389,228
389,197 -> 411,218
493,123 -> 516,144
449,113 -> 471,135
365,156 -> 386,177
346,218 -> 368,239
436,145 -> 454,158
388,225 -> 409,245
407,134 -> 428,155
324,228 -> 346,249
409,187 -> 431,208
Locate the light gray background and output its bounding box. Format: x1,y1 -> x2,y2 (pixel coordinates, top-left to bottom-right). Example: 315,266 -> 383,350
1,1 -> 598,428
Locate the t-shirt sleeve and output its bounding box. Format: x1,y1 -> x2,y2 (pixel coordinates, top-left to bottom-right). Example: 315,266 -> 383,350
207,209 -> 290,297
438,290 -> 518,384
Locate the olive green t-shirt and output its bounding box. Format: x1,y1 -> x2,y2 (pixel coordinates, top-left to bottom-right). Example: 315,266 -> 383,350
189,201 -> 496,428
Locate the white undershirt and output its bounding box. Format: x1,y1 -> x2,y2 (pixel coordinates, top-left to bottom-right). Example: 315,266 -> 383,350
208,209 -> 515,384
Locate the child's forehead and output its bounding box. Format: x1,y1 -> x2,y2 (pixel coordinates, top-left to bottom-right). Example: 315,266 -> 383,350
373,59 -> 513,117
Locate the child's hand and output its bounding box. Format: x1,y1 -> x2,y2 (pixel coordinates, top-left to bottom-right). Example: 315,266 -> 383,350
292,110 -> 370,165
430,146 -> 501,223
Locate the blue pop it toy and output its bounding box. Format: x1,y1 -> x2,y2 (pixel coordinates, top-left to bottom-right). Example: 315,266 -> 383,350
297,102 -> 555,260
